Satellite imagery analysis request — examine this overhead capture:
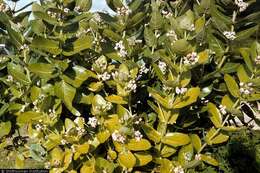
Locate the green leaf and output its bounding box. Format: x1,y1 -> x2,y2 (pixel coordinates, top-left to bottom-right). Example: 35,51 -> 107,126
142,124 -> 161,143
195,16 -> 205,33
15,154 -> 25,169
17,111 -> 44,124
31,37 -> 62,55
144,27 -> 156,47
134,152 -> 153,166
171,39 -> 192,55
7,63 -> 30,85
7,26 -> 24,48
96,157 -> 115,173
54,81 -> 81,116
237,65 -> 250,83
178,143 -> 194,166
160,145 -> 177,157
118,151 -> 136,168
62,66 -> 94,88
0,121 -> 11,138
105,95 -> 127,104
161,132 -> 190,147
207,103 -> 222,128
224,74 -> 240,98
30,144 -> 46,162
190,134 -> 202,153
178,10 -> 194,31
173,87 -> 200,109
76,0 -> 92,11
127,12 -> 146,28
201,154 -> 219,166
127,139 -> 151,151
207,32 -> 225,58
63,35 -> 93,56
28,63 -> 57,79
235,25 -> 258,41
221,63 -> 240,74
240,48 -> 254,72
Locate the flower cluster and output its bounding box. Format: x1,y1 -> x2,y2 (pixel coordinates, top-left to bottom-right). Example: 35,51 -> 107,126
235,0 -> 249,12
255,55 -> 260,64
47,11 -> 61,20
20,44 -> 29,50
223,31 -> 236,40
158,61 -> 167,74
175,87 -> 187,95
166,30 -> 178,41
219,104 -> 227,115
97,72 -> 111,81
125,80 -> 137,92
134,130 -> 143,141
87,117 -> 99,128
161,10 -> 173,18
183,52 -> 198,65
173,166 -> 184,173
239,82 -> 254,95
114,41 -> 127,57
112,130 -> 126,143
116,6 -> 132,16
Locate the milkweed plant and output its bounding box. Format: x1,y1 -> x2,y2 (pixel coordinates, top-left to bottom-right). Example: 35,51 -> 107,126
0,0 -> 260,172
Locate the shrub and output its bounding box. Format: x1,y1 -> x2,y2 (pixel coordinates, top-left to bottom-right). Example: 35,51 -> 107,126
0,0 -> 260,172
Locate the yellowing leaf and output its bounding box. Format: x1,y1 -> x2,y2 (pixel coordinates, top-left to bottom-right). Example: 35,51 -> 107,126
142,124 -> 161,143
118,151 -> 136,168
74,143 -> 90,160
224,74 -> 240,98
173,87 -> 200,108
134,152 -> 153,166
97,130 -> 110,143
178,144 -> 194,166
201,154 -> 219,166
190,134 -> 202,152
127,139 -> 151,151
0,121 -> 11,138
207,103 -> 222,128
198,51 -> 209,64
160,145 -> 177,158
161,133 -> 190,147
105,95 -> 127,104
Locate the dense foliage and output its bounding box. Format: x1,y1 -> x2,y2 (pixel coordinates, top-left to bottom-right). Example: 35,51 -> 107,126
0,0 -> 260,172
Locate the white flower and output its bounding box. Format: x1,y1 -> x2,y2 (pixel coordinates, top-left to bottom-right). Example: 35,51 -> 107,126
74,6 -> 81,13
158,61 -> 167,74
35,124 -> 42,131
112,130 -> 126,143
183,52 -> 198,65
20,44 -> 29,50
6,75 -> 13,82
175,87 -> 187,95
188,24 -> 195,31
71,145 -> 76,153
95,57 -> 107,71
97,72 -> 111,81
63,8 -> 69,13
134,117 -> 143,124
114,41 -> 127,57
116,6 -> 132,16
201,97 -> 209,104
173,166 -> 184,173
44,162 -> 51,169
125,80 -> 137,92
61,139 -> 68,145
219,105 -> 227,115
239,82 -> 254,95
139,63 -> 149,74
255,55 -> 260,64
235,0 -> 249,12
223,31 -> 236,40
166,30 -> 178,41
134,131 -> 143,141
76,127 -> 85,135
87,117 -> 99,128
93,13 -> 102,23
195,154 -> 201,160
